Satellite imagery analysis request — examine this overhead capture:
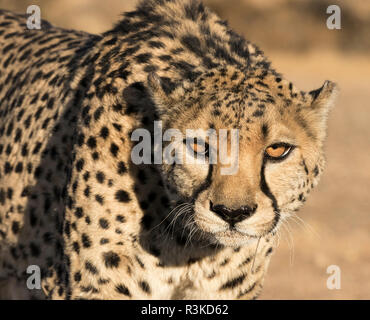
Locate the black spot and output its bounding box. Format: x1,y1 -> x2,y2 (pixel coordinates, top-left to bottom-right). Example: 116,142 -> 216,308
94,106 -> 104,121
256,81 -> 268,88
144,65 -> 158,73
47,98 -> 55,110
74,272 -> 82,282
100,238 -> 109,245
181,35 -> 202,56
113,123 -> 122,132
11,221 -> 20,234
102,37 -> 117,46
14,128 -> 22,142
4,161 -> 12,174
98,278 -> 110,285
21,143 -> 28,156
58,287 -> 64,297
220,258 -> 230,266
7,188 -> 13,200
77,133 -> 85,146
112,104 -> 123,112
72,241 -> 80,254
159,77 -> 178,95
139,281 -> 151,294
85,261 -> 98,274
148,41 -> 165,49
313,165 -> 319,177
135,255 -> 145,269
99,218 -> 109,229
95,194 -> 104,205
34,166 -> 43,178
84,186 -> 90,198
117,161 -> 127,175
103,251 -> 121,268
64,221 -> 71,238
87,136 -> 97,149
302,160 -> 309,175
158,54 -> 172,62
220,274 -> 246,290
100,126 -> 109,139
266,247 -> 273,256
115,190 -> 130,203
80,285 -> 99,294
253,110 -> 264,117
116,215 -> 125,223
237,282 -> 257,298
135,53 -> 152,63
81,234 -> 92,248
83,171 -> 90,181
29,209 -> 37,226
0,189 -> 5,205
110,143 -> 119,157
96,171 -> 105,183
76,159 -> 85,172
115,284 -> 131,297
32,142 -> 42,154
43,232 -> 53,244
75,207 -> 84,219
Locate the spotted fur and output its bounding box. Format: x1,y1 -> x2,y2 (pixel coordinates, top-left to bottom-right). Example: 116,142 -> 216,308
0,0 -> 337,299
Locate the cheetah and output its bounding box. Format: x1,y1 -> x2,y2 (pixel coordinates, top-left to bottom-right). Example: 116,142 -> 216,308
0,0 -> 337,299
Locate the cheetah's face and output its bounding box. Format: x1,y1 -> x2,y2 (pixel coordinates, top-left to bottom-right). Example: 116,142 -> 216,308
148,72 -> 338,247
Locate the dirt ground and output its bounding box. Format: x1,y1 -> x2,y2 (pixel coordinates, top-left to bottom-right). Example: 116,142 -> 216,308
0,0 -> 369,299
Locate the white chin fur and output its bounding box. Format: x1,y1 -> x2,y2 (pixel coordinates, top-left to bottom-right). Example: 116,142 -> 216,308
213,231 -> 259,247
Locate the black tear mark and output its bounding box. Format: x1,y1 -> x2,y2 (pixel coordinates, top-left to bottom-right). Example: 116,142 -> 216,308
192,164 -> 214,201
261,123 -> 269,139
260,159 -> 280,229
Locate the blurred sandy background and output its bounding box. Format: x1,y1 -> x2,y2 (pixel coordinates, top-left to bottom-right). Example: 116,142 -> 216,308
1,0 -> 369,299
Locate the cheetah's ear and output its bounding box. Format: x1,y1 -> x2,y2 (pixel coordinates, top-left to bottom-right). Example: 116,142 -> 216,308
147,73 -> 170,107
305,80 -> 338,141
308,80 -> 338,115
147,73 -> 191,115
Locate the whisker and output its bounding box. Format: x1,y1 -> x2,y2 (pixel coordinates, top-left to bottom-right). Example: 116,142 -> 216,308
164,203 -> 192,237
250,237 -> 261,274
173,206 -> 193,238
290,213 -> 320,240
149,202 -> 189,233
281,222 -> 295,266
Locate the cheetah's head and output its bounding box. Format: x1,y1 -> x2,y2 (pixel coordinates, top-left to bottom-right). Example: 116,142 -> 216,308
147,69 -> 338,247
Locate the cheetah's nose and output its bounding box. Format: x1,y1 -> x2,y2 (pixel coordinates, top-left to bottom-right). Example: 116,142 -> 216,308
210,201 -> 257,225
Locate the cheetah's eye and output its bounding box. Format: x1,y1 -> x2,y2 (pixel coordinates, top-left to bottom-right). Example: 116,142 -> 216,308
185,139 -> 209,157
265,143 -> 294,160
